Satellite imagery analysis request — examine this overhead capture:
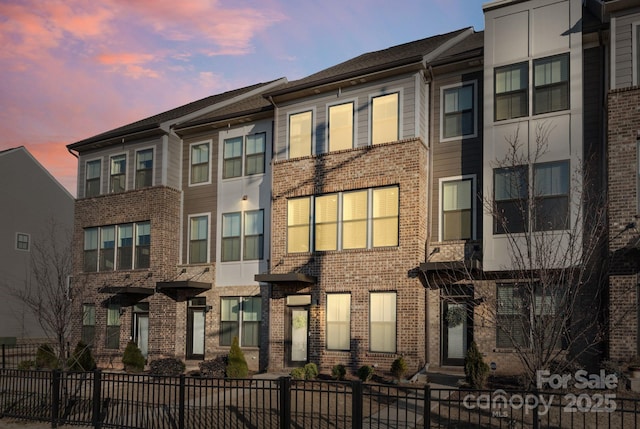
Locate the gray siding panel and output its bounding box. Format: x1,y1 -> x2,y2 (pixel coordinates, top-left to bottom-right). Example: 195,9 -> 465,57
614,10 -> 640,88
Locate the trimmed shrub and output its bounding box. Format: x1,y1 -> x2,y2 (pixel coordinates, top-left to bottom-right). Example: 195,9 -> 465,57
68,341 -> 96,371
290,367 -> 306,380
18,360 -> 34,370
35,344 -> 59,370
391,356 -> 407,381
199,356 -> 228,378
303,363 -> 319,380
331,364 -> 347,380
149,358 -> 185,376
225,337 -> 248,378
122,341 -> 145,373
357,365 -> 374,382
464,341 -> 489,389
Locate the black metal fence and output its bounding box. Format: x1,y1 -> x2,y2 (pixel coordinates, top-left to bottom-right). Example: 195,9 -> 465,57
1,368 -> 640,428
1,343 -> 57,369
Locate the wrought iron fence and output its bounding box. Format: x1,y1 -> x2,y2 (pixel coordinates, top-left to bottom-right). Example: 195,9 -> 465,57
1,343 -> 59,369
1,369 -> 640,428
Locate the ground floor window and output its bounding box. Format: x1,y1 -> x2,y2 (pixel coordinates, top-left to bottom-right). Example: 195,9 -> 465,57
369,292 -> 396,353
81,304 -> 95,346
105,305 -> 121,349
220,296 -> 261,347
326,293 -> 351,351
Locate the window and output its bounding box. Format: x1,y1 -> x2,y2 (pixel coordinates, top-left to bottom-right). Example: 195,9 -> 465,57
84,228 -> 98,272
86,159 -> 101,197
220,297 -> 262,347
496,284 -> 559,349
135,222 -> 150,269
222,213 -> 241,262
289,111 -> 312,158
16,233 -> 29,251
533,161 -> 569,231
106,305 -> 120,349
326,293 -> 351,351
370,292 -> 396,353
135,149 -> 153,189
442,178 -> 473,241
287,186 -> 399,253
117,224 -> 133,270
245,133 -> 265,175
99,226 -> 115,271
494,166 -> 528,234
533,54 -> 569,115
83,222 -> 150,272
372,93 -> 399,145
110,154 -> 126,193
244,210 -> 264,260
189,215 -> 209,264
442,83 -> 475,139
82,304 -> 95,346
329,103 -> 354,151
315,194 -> 338,251
223,137 -> 243,179
287,197 -> 311,253
191,142 -> 210,184
495,63 -> 528,121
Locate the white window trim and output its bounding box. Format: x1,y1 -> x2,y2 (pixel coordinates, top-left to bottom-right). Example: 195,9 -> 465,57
368,89 -> 403,146
109,152 -> 128,193
439,81 -> 478,142
326,99 -> 358,153
84,157 -> 102,197
633,21 -> 640,87
134,147 -> 155,188
15,232 -> 30,252
439,175 -> 477,241
286,108 -> 316,159
189,140 -> 212,186
188,213 -> 211,264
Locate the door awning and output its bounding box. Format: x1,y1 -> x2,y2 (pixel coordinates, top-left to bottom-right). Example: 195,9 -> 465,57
419,259 -> 482,273
254,273 -> 316,284
98,286 -> 155,297
156,281 -> 212,292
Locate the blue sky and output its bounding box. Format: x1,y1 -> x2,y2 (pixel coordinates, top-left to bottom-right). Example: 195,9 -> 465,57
0,0 -> 487,195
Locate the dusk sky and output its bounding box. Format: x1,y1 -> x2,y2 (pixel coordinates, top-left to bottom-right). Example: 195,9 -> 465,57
0,0 -> 486,196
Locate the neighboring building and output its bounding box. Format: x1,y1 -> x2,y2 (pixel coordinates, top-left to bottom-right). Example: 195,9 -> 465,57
0,146 -> 74,343
66,79 -> 285,369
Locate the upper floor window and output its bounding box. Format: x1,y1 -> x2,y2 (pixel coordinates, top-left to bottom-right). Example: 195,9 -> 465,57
244,210 -> 264,261
494,166 -> 528,234
223,137 -> 242,179
441,177 -> 474,241
326,293 -> 351,351
220,296 -> 262,347
287,186 -> 399,253
372,93 -> 399,145
85,159 -> 101,197
223,133 -> 266,179
533,54 -> 569,115
245,133 -> 265,175
190,142 -> 210,185
110,154 -> 126,193
189,215 -> 209,264
329,102 -> 354,151
222,212 -> 241,262
533,161 -> 569,231
369,291 -> 396,353
495,62 -> 528,121
83,221 -> 150,272
16,233 -> 30,251
636,23 -> 640,86
442,83 -> 476,140
82,304 -> 96,346
289,111 -> 312,158
135,149 -> 153,189
220,210 -> 266,262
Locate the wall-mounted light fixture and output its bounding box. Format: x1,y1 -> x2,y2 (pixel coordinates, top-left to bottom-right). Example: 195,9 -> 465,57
242,195 -> 248,201
205,305 -> 213,313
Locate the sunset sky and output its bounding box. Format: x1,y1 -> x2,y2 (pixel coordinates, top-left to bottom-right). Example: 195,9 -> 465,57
0,0 -> 486,196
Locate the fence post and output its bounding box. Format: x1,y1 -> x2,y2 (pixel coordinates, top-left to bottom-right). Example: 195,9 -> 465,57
279,377 -> 291,429
51,370 -> 60,429
424,384 -> 431,429
92,369 -> 102,429
1,344 -> 5,369
178,374 -> 185,429
352,380 -> 363,429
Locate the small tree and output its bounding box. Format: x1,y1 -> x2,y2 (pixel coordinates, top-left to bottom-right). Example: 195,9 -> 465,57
464,342 -> 489,389
357,365 -> 374,382
35,344 -> 59,370
391,356 -> 408,381
225,336 -> 248,378
68,341 -> 96,371
122,341 -> 145,372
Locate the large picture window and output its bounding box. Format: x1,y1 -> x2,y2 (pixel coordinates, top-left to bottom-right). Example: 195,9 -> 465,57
189,215 -> 209,264
83,222 -> 150,272
329,103 -> 354,151
442,83 -> 475,139
442,178 -> 473,241
369,292 -> 396,353
190,142 -> 210,184
326,293 -> 351,351
372,93 -> 399,145
533,54 -> 569,115
85,159 -> 101,197
289,111 -> 312,158
495,63 -> 528,121
494,166 -> 528,234
220,297 -> 261,347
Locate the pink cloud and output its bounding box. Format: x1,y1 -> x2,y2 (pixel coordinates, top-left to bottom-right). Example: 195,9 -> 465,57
96,52 -> 160,79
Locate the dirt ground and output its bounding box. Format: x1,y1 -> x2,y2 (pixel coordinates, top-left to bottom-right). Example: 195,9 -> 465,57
0,419 -> 89,429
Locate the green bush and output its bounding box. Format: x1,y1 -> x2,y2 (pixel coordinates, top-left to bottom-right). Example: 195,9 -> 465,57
122,341 -> 145,373
290,367 -> 306,380
331,364 -> 347,380
357,365 -> 374,382
68,341 -> 96,371
391,356 -> 407,381
17,360 -> 34,370
303,363 -> 319,380
464,341 -> 489,389
225,337 -> 248,378
35,344 -> 59,370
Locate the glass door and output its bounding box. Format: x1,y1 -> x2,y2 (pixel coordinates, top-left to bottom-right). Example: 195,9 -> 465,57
187,298 -> 206,360
132,303 -> 149,358
286,307 -> 309,366
442,301 -> 471,366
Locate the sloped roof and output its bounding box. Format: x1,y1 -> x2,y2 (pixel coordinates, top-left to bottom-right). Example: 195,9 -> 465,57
68,78 -> 285,151
431,30 -> 484,65
265,27 -> 473,98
